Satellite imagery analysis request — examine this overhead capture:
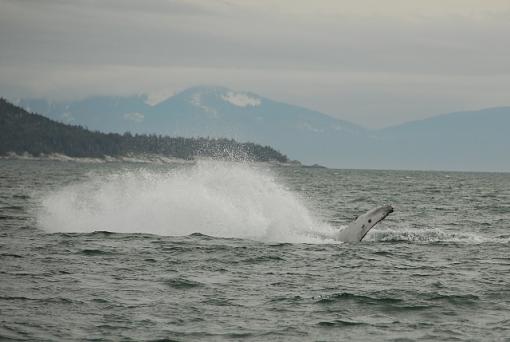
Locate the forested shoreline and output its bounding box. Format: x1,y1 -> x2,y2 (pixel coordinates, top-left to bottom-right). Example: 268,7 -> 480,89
0,98 -> 289,163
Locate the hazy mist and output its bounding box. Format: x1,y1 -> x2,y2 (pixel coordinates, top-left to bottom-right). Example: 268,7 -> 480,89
1,0 -> 510,128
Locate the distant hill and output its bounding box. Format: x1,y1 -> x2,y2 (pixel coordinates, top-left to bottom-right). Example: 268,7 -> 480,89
18,86 -> 367,166
0,98 -> 289,163
371,107 -> 510,171
17,87 -> 510,171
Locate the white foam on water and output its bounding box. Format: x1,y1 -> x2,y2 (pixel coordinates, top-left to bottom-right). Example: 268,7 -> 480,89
37,160 -> 504,245
366,228 -> 505,244
37,161 -> 336,243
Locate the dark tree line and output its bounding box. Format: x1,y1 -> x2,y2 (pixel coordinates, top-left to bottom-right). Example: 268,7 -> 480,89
0,98 -> 288,162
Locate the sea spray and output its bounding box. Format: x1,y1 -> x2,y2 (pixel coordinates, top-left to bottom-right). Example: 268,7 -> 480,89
37,160 -> 336,243
5,159 -> 510,341
36,160 -> 498,244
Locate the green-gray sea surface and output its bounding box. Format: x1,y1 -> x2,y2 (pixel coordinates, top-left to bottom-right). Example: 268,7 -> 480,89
1,159 -> 509,341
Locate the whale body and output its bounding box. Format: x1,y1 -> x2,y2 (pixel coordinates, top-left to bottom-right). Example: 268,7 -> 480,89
335,205 -> 394,242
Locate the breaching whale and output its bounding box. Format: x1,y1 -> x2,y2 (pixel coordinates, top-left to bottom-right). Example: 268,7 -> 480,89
335,205 -> 393,242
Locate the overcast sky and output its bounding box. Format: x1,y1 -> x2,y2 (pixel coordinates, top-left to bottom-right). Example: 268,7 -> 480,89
1,0 -> 509,128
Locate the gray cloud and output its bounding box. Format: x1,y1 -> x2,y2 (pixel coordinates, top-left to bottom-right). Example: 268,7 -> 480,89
1,0 -> 509,128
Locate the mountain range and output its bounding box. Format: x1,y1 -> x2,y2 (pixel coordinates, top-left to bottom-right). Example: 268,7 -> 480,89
16,86 -> 510,171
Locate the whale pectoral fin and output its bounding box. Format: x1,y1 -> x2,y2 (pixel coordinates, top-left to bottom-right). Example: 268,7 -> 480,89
334,222 -> 364,242
334,205 -> 393,243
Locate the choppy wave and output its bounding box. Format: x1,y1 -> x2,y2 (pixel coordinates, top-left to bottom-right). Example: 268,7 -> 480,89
37,161 -> 335,243
5,158 -> 510,341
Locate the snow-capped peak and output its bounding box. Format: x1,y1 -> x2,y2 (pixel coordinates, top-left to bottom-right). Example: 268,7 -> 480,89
221,91 -> 261,108
123,112 -> 145,123
189,92 -> 218,117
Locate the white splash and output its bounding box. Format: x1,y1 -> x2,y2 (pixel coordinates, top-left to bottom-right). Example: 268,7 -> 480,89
37,161 -> 335,243
221,91 -> 261,108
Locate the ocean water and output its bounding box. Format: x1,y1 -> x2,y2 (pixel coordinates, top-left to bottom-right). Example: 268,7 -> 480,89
1,159 -> 509,341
